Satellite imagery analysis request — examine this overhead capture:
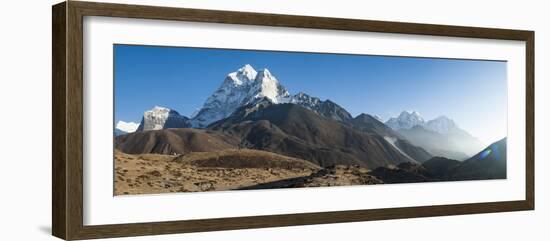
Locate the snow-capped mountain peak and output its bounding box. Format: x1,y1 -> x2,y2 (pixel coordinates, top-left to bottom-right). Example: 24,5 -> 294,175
257,68 -> 273,78
386,110 -> 426,130
147,106 -> 170,117
247,68 -> 290,104
137,106 -> 189,131
226,64 -> 258,86
239,64 -> 257,76
191,65 -> 291,127
385,111 -> 463,135
425,115 -> 457,134
289,92 -> 352,122
115,121 -> 139,133
399,110 -> 424,121
291,92 -> 321,106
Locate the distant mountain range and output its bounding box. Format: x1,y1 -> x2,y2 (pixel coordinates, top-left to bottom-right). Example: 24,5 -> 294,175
126,64 -> 358,131
385,111 -> 485,160
115,64 -> 505,179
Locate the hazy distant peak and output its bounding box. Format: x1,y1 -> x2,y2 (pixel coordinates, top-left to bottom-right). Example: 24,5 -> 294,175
386,111 -> 462,133
386,110 -> 425,130
399,110 -> 424,120
426,115 -> 458,134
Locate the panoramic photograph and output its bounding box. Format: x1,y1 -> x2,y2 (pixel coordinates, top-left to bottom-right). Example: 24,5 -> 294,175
113,44 -> 507,195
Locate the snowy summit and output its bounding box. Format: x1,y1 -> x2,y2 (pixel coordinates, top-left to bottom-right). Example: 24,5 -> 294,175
115,121 -> 139,133
137,106 -> 190,131
191,64 -> 290,127
425,116 -> 458,134
385,111 -> 425,130
385,111 -> 461,134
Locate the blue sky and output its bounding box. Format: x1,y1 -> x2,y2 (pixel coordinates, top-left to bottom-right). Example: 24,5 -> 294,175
114,44 -> 507,144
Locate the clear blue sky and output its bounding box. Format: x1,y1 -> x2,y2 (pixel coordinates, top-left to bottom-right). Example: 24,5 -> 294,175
114,44 -> 507,144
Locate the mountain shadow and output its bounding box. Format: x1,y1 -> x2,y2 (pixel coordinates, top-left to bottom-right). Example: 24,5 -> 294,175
349,113 -> 432,162
369,162 -> 435,183
370,138 -> 507,183
422,156 -> 461,179
208,100 -> 418,168
450,138 -> 507,180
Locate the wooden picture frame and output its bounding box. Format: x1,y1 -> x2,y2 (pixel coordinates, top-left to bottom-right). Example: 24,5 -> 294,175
52,1 -> 534,240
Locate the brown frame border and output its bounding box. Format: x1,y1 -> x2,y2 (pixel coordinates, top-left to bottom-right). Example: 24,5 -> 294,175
52,1 -> 535,240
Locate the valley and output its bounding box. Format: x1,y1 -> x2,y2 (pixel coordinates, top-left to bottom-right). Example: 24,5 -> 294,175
114,64 -> 507,195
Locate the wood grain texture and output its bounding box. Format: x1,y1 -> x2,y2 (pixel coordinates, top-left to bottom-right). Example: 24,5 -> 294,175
66,2 -> 85,240
71,1 -> 533,40
51,1 -> 535,240
52,2 -> 67,240
525,32 -> 535,209
73,201 -> 530,240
